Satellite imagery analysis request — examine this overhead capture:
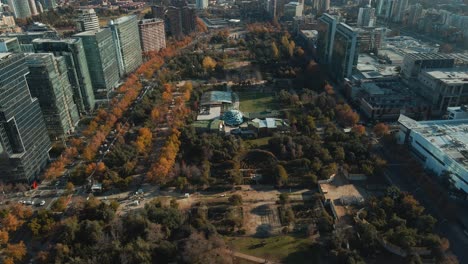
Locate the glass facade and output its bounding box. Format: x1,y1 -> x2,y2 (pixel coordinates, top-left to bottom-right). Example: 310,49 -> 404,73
74,28 -> 120,99
110,15 -> 143,76
26,53 -> 80,140
33,38 -> 95,113
0,53 -> 51,182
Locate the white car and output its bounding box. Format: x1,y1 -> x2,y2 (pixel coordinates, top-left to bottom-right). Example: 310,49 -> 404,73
39,200 -> 46,206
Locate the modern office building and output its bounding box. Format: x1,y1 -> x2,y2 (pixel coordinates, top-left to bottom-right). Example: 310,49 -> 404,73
74,28 -> 120,99
417,69 -> 468,113
397,115 -> 468,194
330,23 -> 359,80
7,0 -> 32,18
151,5 -> 165,19
138,18 -> 166,53
109,15 -> 143,76
0,37 -> 20,52
39,0 -> 56,10
76,9 -> 100,32
355,27 -> 385,52
317,13 -> 338,64
357,6 -> 376,27
25,53 -> 80,140
196,0 -> 208,9
284,2 -> 303,19
36,1 -> 43,13
33,38 -> 96,113
401,53 -> 454,78
0,53 -> 51,182
392,0 -> 408,23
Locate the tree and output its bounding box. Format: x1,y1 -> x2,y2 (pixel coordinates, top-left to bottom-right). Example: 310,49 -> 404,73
352,125 -> 366,136
51,196 -> 68,212
276,165 -> 288,187
202,56 -> 217,71
373,123 -> 390,138
66,182 -> 75,194
1,213 -> 21,232
5,241 -> 27,261
229,194 -> 243,206
0,230 -> 9,244
271,42 -> 279,59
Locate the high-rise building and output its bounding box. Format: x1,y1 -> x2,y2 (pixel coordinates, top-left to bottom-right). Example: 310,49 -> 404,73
0,37 -> 20,52
76,9 -> 100,32
166,5 -> 196,38
196,0 -> 208,9
357,6 -> 376,27
109,15 -> 143,76
7,0 -> 32,18
151,5 -> 165,19
0,53 -> 51,182
317,13 -> 338,64
401,53 -> 454,78
36,1 -> 43,13
25,53 -> 80,140
392,0 -> 408,23
331,23 -> 359,80
33,38 -> 96,113
312,0 -> 330,15
74,28 -> 120,99
355,27 -> 385,52
284,2 -> 303,19
40,0 -> 56,10
138,18 -> 166,53
28,0 -> 38,16
406,3 -> 423,27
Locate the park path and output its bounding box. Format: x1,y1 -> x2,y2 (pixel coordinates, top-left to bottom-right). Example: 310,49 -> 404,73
226,249 -> 277,264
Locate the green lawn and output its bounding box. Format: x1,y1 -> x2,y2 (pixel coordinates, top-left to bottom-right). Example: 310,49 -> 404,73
238,92 -> 277,114
226,235 -> 319,263
245,137 -> 272,148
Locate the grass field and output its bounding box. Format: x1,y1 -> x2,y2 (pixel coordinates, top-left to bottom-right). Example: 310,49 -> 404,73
226,235 -> 319,263
245,137 -> 272,148
238,92 -> 277,114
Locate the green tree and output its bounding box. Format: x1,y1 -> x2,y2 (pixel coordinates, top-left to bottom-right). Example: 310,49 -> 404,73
276,165 -> 288,187
229,194 -> 243,206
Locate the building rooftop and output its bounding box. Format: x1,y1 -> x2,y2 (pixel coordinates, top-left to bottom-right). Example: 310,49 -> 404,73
139,18 -> 164,25
398,115 -> 468,170
0,52 -> 12,60
110,15 -> 136,25
73,29 -> 106,36
33,38 -> 79,44
300,30 -> 318,39
200,91 -> 234,105
422,69 -> 468,85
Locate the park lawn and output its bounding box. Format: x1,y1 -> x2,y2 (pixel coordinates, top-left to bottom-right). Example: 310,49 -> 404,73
238,92 -> 277,114
226,235 -> 319,263
245,137 -> 272,148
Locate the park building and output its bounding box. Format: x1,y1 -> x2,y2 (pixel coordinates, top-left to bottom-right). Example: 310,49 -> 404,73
0,53 -> 51,182
397,114 -> 468,195
138,18 -> 166,53
33,38 -> 96,113
74,28 -> 120,99
76,9 -> 100,32
109,15 -> 143,76
25,53 -> 80,140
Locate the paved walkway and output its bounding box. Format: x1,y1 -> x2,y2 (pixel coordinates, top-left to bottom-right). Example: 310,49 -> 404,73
226,249 -> 276,264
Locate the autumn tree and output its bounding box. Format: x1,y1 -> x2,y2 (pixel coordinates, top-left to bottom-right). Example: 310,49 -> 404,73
202,56 -> 217,72
134,127 -> 153,154
271,42 -> 279,59
373,123 -> 390,138
4,241 -> 27,262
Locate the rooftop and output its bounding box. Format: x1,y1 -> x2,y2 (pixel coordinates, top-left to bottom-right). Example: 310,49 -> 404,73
110,15 -> 136,25
73,29 -> 106,36
422,69 -> 468,85
200,91 -> 235,106
398,115 -> 468,170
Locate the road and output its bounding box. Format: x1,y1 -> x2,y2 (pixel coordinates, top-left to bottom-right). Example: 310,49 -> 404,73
377,145 -> 468,263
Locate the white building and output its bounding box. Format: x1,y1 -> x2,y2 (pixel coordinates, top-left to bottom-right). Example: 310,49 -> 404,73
284,2 -> 303,18
397,115 -> 468,194
76,9 -> 100,32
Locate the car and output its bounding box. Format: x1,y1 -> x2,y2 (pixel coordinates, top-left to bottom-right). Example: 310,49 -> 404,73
39,200 -> 46,206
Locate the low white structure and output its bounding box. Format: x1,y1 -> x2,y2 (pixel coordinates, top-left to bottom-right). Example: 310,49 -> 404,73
397,115 -> 468,193
447,105 -> 468,120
